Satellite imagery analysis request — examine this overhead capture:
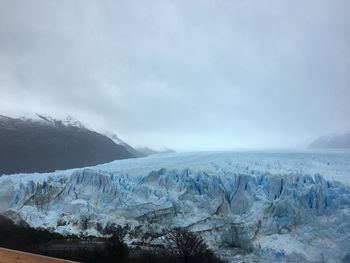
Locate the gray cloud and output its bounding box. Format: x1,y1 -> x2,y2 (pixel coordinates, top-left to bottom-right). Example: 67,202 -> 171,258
1,0 -> 350,150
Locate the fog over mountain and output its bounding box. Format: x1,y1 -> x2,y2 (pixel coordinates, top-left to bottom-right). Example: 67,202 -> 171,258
309,133 -> 350,149
1,0 -> 350,150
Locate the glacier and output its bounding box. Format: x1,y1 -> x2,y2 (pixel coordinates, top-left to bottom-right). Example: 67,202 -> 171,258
0,151 -> 350,262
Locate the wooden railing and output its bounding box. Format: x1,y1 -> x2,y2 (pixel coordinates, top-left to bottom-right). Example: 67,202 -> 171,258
0,247 -> 78,263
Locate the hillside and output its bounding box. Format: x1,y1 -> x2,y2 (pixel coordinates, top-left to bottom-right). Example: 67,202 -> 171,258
0,115 -> 136,175
309,132 -> 350,148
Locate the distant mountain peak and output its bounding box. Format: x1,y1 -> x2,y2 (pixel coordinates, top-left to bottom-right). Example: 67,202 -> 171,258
309,132 -> 350,149
137,147 -> 175,156
103,132 -> 146,158
34,114 -> 86,129
1,114 -> 87,129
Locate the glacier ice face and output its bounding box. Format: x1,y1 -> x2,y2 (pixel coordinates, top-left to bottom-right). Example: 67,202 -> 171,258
0,151 -> 350,262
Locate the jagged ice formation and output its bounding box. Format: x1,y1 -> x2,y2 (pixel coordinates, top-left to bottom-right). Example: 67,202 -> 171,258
0,151 -> 349,262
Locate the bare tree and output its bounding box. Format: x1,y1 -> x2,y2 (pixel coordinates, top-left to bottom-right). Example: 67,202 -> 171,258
100,222 -> 130,240
164,228 -> 225,263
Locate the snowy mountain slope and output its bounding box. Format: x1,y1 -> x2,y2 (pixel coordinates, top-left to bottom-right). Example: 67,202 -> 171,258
104,132 -> 146,158
0,151 -> 349,262
0,115 -> 135,174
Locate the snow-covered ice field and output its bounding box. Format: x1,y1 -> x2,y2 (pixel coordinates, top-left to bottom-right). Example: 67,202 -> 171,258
0,150 -> 349,262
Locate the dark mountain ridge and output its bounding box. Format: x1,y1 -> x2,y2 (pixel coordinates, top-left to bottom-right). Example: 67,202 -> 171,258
0,115 -> 135,175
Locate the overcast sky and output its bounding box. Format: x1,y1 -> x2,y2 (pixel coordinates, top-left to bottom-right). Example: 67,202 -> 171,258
0,0 -> 349,151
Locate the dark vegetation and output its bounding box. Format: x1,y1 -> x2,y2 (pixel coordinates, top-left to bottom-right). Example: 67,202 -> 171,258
0,215 -> 226,263
0,215 -> 128,263
0,115 -> 134,174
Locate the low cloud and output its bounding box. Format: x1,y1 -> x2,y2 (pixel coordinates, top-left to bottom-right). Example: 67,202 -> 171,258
1,0 -> 349,150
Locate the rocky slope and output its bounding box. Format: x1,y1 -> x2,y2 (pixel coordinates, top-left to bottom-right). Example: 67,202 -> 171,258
0,151 -> 349,262
0,115 -> 137,174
